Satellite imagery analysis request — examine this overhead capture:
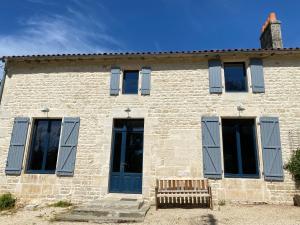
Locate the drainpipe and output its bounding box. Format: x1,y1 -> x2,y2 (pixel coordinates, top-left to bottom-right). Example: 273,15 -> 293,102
0,57 -> 7,105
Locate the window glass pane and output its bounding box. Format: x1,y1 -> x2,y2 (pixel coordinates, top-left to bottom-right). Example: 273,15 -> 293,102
28,119 -> 61,173
28,120 -> 48,171
222,119 -> 258,177
45,120 -> 61,171
122,71 -> 139,94
222,120 -> 239,174
112,132 -> 122,172
239,120 -> 258,174
124,132 -> 143,173
224,63 -> 247,92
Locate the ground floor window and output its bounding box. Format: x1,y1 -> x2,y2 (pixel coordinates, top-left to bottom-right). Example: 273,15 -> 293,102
27,119 -> 62,173
222,118 -> 259,177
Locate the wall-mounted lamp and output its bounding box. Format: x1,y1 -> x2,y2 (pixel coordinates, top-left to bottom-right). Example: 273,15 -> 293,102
237,105 -> 245,111
125,107 -> 131,118
41,107 -> 50,113
237,104 -> 245,117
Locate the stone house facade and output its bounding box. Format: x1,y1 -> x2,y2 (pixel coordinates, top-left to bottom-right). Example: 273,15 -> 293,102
0,13 -> 299,205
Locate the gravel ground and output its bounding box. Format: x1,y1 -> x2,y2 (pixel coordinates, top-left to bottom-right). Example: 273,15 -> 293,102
0,204 -> 300,225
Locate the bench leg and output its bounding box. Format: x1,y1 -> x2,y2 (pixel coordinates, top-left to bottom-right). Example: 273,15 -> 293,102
155,187 -> 158,210
208,186 -> 213,210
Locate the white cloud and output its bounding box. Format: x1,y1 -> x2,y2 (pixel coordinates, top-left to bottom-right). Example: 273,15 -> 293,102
0,1 -> 123,56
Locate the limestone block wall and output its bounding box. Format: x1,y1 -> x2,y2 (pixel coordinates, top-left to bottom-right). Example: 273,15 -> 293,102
0,54 -> 299,205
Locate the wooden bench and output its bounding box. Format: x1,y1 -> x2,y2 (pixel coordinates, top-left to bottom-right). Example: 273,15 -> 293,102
155,179 -> 213,210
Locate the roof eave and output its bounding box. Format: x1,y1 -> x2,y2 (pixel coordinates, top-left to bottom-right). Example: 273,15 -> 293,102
2,48 -> 300,62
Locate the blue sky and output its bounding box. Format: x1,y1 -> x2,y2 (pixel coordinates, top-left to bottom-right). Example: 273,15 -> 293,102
0,0 -> 300,57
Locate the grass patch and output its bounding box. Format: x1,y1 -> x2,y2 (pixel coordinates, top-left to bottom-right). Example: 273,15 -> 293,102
49,200 -> 72,208
0,193 -> 16,211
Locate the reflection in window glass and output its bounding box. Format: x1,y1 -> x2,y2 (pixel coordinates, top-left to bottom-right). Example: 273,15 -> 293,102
124,132 -> 143,173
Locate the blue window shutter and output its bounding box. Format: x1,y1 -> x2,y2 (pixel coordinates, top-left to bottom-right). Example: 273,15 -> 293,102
201,116 -> 222,179
56,117 -> 80,176
208,59 -> 222,94
5,117 -> 29,175
250,58 -> 265,93
141,67 -> 151,95
110,68 -> 120,95
260,117 -> 284,181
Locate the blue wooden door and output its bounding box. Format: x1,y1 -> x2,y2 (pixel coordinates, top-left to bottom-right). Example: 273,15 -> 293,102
109,119 -> 144,194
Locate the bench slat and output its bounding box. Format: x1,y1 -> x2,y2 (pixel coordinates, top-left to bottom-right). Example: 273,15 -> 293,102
158,189 -> 209,193
157,193 -> 210,197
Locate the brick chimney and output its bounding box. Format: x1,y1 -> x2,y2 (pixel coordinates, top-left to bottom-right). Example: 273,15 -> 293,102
260,12 -> 283,49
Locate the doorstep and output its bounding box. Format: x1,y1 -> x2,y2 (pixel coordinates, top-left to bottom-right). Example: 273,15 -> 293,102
55,194 -> 150,223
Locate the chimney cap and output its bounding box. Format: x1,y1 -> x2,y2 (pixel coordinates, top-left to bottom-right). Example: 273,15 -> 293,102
269,12 -> 277,22
261,12 -> 279,33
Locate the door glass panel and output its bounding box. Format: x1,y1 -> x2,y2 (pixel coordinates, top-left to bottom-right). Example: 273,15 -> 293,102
124,132 -> 143,173
112,132 -> 122,172
113,119 -> 144,130
126,120 -> 144,131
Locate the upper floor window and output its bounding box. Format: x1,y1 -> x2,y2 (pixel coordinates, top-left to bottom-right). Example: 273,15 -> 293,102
224,62 -> 247,92
122,70 -> 139,94
27,119 -> 62,173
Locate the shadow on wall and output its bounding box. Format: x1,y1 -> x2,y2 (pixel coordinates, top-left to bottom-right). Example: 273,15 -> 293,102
296,180 -> 300,189
6,58 -> 206,77
6,55 -> 299,79
190,214 -> 217,225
